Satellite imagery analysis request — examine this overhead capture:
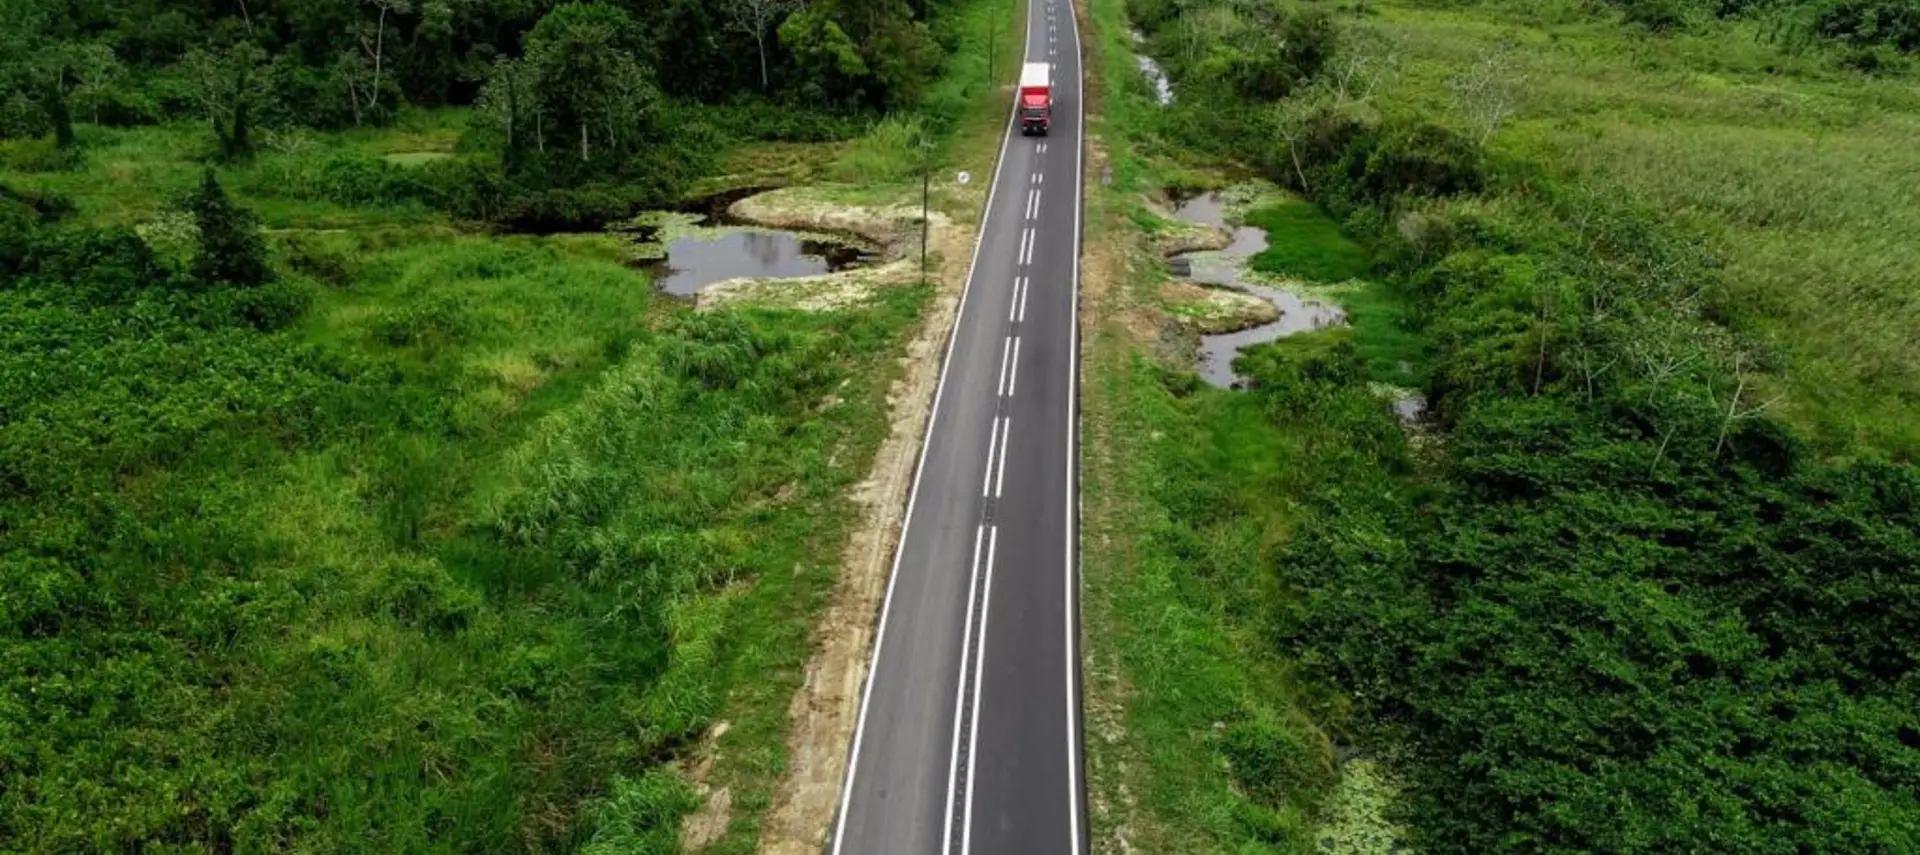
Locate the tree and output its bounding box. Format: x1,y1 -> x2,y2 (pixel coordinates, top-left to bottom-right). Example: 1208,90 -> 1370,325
354,0 -> 413,120
476,55 -> 542,162
1273,92 -> 1324,194
184,42 -> 268,160
510,3 -> 657,164
186,169 -> 271,287
65,43 -> 128,126
1446,42 -> 1525,145
723,0 -> 804,90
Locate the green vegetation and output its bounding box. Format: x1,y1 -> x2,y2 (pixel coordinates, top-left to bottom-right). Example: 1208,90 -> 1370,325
1351,0 -> 1920,457
1083,0 -> 1920,852
2,176 -> 931,849
1243,199 -> 1369,283
1,0 -> 1027,849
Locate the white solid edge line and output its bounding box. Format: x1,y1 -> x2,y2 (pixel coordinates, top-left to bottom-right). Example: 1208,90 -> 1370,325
829,36 -> 1023,855
941,523 -> 989,855
1008,337 -> 1022,398
994,417 -> 1010,497
960,524 -> 1000,855
1064,0 -> 1085,846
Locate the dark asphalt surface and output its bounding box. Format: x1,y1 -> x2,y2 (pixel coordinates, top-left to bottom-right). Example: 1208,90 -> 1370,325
830,0 -> 1085,851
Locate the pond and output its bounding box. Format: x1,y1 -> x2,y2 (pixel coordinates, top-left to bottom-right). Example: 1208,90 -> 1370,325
644,230 -> 871,297
598,187 -> 876,297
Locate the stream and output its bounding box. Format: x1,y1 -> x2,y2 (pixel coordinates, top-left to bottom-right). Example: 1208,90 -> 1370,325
1167,192 -> 1345,388
1130,30 -> 1174,105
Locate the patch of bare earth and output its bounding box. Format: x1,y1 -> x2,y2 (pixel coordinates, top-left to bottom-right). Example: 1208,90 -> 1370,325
750,181 -> 984,855
1160,280 -> 1279,334
681,721 -> 733,852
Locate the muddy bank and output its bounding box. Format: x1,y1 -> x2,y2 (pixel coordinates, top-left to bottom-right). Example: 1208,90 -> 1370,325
1159,280 -> 1278,334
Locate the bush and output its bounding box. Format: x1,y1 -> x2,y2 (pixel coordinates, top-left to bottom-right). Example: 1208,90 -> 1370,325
831,115 -> 928,183
1816,0 -> 1920,52
186,171 -> 272,288
0,136 -> 85,173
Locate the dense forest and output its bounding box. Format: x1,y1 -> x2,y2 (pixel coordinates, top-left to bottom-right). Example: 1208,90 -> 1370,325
0,0 -> 968,226
1089,0 -> 1920,851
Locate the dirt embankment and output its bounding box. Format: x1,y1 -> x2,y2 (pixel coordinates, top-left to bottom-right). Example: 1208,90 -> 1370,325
742,181 -> 981,855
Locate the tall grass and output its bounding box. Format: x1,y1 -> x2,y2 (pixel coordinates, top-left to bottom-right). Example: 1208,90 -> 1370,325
831,115 -> 932,183
3,175 -> 929,851
1338,0 -> 1920,456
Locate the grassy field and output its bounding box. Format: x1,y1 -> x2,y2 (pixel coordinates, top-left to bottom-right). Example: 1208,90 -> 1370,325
1075,0 -> 1422,849
0,0 -> 1024,845
1080,0 -> 1920,852
1327,0 -> 1920,457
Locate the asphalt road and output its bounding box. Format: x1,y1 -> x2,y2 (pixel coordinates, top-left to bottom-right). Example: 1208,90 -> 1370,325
829,0 -> 1086,851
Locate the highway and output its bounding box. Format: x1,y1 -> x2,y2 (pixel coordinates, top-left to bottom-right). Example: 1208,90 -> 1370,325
829,0 -> 1086,850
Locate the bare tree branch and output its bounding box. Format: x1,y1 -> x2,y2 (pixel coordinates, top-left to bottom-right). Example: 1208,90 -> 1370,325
722,0 -> 805,90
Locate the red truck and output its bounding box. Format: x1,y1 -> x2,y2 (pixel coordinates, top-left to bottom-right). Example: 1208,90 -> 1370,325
1019,62 -> 1051,136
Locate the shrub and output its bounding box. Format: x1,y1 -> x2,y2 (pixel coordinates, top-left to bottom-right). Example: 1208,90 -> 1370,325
185,170 -> 272,288
0,135 -> 85,173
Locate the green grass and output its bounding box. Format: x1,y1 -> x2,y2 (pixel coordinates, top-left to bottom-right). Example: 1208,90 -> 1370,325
1075,1 -> 1435,851
1322,0 -> 1920,456
4,196 -> 932,850
0,83 -> 949,854
1244,200 -> 1371,283
0,117 -> 454,230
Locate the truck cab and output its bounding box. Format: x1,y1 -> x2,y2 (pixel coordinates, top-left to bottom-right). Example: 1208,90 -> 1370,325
1018,62 -> 1051,136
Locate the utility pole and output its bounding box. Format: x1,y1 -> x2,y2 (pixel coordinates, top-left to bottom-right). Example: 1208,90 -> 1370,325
921,168 -> 930,282
920,136 -> 932,283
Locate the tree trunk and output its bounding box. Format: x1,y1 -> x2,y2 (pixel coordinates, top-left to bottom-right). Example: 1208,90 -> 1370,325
1286,139 -> 1309,193
580,122 -> 589,161
756,33 -> 769,89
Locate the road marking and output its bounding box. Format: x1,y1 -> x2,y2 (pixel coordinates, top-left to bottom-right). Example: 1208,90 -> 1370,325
942,523 -> 989,855
981,417 -> 1002,497
1038,172 -> 1045,184
1063,0 -> 1087,850
831,47 -> 1021,855
1009,277 -> 1022,322
1026,188 -> 1039,220
1019,229 -> 1034,265
997,336 -> 1013,396
994,417 -> 1010,497
1018,276 -> 1029,322
1034,189 -> 1044,218
1007,337 -> 1022,397
959,524 -> 999,855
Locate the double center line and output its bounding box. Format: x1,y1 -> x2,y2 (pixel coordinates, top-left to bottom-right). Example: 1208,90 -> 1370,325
941,130 -> 1050,854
